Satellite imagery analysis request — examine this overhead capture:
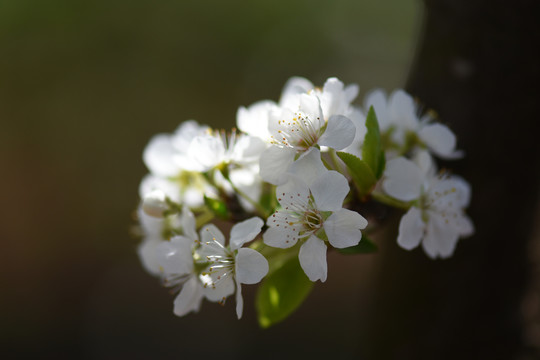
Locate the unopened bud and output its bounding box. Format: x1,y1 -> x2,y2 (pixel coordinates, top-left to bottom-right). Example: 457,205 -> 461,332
142,190 -> 168,218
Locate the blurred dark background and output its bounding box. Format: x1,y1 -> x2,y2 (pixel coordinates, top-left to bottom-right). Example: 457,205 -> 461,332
1,0 -> 539,359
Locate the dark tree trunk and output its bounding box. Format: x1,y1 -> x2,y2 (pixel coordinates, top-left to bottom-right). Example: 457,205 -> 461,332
363,1 -> 540,359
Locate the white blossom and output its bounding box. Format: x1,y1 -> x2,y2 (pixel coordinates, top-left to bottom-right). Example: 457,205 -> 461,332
260,93 -> 355,184
197,218 -> 268,319
137,205 -> 193,276
236,100 -> 278,142
382,154 -> 474,258
141,120 -> 215,207
154,207 -> 204,317
363,89 -> 463,159
263,150 -> 368,282
279,77 -> 359,119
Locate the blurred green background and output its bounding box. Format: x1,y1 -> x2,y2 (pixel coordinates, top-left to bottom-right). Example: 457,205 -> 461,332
0,0 -> 422,358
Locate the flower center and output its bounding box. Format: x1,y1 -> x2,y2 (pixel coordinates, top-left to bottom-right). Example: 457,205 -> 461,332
197,232 -> 235,291
281,194 -> 324,239
271,112 -> 322,152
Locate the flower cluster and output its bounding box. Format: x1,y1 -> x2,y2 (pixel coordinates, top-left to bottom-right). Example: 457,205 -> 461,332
135,77 -> 473,326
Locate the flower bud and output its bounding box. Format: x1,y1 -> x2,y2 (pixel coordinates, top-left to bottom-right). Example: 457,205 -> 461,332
142,190 -> 168,218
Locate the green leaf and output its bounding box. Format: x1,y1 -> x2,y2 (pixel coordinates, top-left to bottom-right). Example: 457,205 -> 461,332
362,106 -> 385,179
337,151 -> 377,198
256,256 -> 313,328
337,236 -> 378,254
203,195 -> 229,220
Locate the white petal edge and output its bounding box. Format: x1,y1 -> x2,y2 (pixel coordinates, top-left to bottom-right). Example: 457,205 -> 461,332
318,115 -> 356,150
383,157 -> 423,201
155,236 -> 194,275
263,223 -> 299,249
311,171 -> 350,212
143,134 -> 179,177
259,146 -> 296,185
230,217 -> 264,250
287,148 -> 327,186
235,278 -> 244,319
235,248 -> 269,285
324,208 -> 367,248
299,236 -> 328,282
397,207 -> 425,250
418,123 -> 457,158
200,224 -> 226,246
173,276 -> 203,317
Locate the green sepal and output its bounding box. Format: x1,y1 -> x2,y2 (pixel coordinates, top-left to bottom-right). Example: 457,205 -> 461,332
362,106 -> 385,179
337,151 -> 377,198
337,236 -> 378,254
203,195 -> 229,220
256,256 -> 313,328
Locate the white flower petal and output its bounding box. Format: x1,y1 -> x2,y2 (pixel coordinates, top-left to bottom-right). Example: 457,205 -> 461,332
263,223 -> 299,248
275,176 -> 310,209
139,174 -> 180,202
200,224 -> 226,246
450,175 -> 472,208
236,100 -> 276,140
318,115 -> 355,150
171,120 -> 209,151
320,77 -> 354,116
287,148 -> 327,186
181,206 -> 198,241
235,278 -> 243,319
173,276 -> 203,317
364,89 -> 389,130
235,248 -> 269,284
188,135 -> 225,171
397,207 -> 425,250
418,123 -> 458,158
141,189 -> 168,218
230,217 -> 264,250
299,236 -> 328,282
423,212 -> 459,259
280,77 -> 314,109
155,236 -> 194,275
231,135 -> 266,165
299,93 -> 324,128
344,83 -> 360,103
343,107 -> 367,158
202,275 -> 235,302
383,157 -> 423,201
259,146 -> 296,185
137,207 -> 164,237
137,237 -> 162,275
457,214 -> 475,238
388,89 -> 418,129
311,171 -> 349,212
143,134 -> 179,177
324,208 -> 367,248
413,149 -> 437,178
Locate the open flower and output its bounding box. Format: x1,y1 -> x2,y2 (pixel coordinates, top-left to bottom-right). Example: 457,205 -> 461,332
145,207 -> 203,316
197,218 -> 268,319
382,153 -> 474,258
260,93 -> 355,184
263,150 -> 368,282
363,89 -> 463,159
141,120 -> 216,207
156,235 -> 204,317
279,76 -> 359,119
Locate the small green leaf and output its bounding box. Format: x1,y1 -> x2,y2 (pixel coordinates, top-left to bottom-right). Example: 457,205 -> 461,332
362,106 -> 385,179
256,256 -> 313,328
337,151 -> 377,198
337,236 -> 378,254
203,195 -> 229,220
376,149 -> 386,179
